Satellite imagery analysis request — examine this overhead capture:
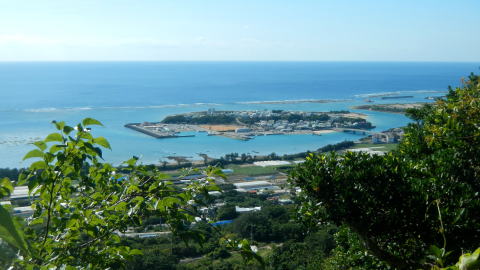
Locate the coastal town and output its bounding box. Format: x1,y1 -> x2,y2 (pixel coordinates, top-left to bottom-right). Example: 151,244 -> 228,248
125,109 -> 375,140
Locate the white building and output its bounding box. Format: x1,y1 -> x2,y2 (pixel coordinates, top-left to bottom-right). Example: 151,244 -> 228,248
235,206 -> 261,213
10,186 -> 35,200
233,181 -> 275,191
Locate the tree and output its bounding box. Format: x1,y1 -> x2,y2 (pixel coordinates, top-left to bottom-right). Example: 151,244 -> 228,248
231,212 -> 272,242
0,118 -> 223,269
198,153 -> 209,165
290,74 -> 480,269
216,204 -> 238,220
167,156 -> 190,166
267,225 -> 337,270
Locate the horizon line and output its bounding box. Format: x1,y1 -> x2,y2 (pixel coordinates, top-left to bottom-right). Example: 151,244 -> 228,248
0,60 -> 479,64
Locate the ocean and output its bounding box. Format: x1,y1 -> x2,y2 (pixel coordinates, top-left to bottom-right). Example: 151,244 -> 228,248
0,61 -> 478,168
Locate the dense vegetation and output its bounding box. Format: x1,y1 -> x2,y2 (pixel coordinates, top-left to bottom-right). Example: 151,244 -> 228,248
0,168 -> 22,181
291,73 -> 480,269
161,111 -> 332,125
162,114 -> 238,125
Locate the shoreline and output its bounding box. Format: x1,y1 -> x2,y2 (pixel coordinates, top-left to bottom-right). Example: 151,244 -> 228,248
235,99 -> 350,105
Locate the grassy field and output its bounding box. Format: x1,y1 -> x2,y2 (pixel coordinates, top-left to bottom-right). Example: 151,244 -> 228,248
226,164 -> 293,176
351,143 -> 398,152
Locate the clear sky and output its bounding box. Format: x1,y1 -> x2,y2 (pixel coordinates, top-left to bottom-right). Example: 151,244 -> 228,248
0,0 -> 479,62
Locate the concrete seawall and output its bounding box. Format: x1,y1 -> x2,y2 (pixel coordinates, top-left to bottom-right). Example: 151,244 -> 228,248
124,123 -> 195,139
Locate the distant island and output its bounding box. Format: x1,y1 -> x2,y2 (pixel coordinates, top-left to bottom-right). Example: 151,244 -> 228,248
125,109 -> 375,140
352,103 -> 426,113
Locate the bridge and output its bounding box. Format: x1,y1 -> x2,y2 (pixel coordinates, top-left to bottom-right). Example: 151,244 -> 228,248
333,128 -> 382,136
333,128 -> 396,144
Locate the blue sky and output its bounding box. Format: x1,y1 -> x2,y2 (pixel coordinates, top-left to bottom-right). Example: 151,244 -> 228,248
0,0 -> 479,61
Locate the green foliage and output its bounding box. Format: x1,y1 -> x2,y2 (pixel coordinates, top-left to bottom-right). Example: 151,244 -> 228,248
231,212 -> 272,242
454,248 -> 480,270
230,205 -> 302,243
0,204 -> 31,258
267,226 -> 337,270
0,177 -> 14,197
123,237 -> 179,270
436,248 -> 480,270
216,204 -> 238,220
0,240 -> 17,267
1,118 -> 223,269
161,111 -> 331,126
0,168 -> 22,181
162,114 -> 237,125
317,140 -> 354,152
290,73 -> 480,269
223,238 -> 265,268
322,226 -> 389,270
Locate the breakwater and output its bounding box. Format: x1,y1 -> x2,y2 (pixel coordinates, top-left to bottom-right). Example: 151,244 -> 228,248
381,95 -> 414,100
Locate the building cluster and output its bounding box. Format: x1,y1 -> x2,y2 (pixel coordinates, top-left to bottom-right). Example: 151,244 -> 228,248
211,110 -> 371,133
175,173 -> 292,219
251,119 -> 332,133
372,128 -> 405,144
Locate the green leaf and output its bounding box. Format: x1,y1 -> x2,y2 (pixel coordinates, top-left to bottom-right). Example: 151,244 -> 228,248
52,120 -> 65,131
30,160 -> 47,170
0,178 -> 14,198
45,132 -> 64,143
16,173 -> 30,187
66,219 -> 79,229
32,141 -> 47,151
456,248 -> 480,270
123,156 -> 139,167
23,149 -> 45,160
452,208 -> 465,224
93,136 -> 111,149
82,118 -> 103,127
63,125 -> 74,135
30,218 -> 44,226
78,131 -> 93,140
130,249 -> 143,256
0,205 -> 31,256
49,144 -> 66,154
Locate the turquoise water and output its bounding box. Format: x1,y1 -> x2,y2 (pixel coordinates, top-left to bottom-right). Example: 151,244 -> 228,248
0,62 -> 478,168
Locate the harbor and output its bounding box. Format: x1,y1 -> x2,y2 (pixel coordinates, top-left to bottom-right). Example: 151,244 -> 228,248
125,109 -> 375,141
